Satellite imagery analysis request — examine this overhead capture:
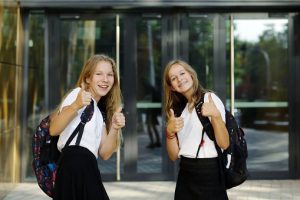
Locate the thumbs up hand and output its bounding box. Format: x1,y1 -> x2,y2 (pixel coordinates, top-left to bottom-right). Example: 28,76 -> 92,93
166,109 -> 184,134
201,93 -> 221,118
111,107 -> 125,130
73,83 -> 93,110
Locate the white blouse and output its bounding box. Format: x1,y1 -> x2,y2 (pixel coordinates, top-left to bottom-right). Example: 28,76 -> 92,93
177,93 -> 226,158
57,87 -> 104,158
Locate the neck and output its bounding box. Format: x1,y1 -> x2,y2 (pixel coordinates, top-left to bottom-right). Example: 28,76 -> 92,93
183,91 -> 193,103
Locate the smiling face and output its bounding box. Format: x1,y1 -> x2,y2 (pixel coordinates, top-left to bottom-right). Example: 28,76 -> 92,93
168,63 -> 194,101
87,60 -> 114,102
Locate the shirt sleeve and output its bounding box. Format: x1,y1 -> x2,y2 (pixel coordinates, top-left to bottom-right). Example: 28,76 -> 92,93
59,87 -> 81,113
204,92 -> 226,122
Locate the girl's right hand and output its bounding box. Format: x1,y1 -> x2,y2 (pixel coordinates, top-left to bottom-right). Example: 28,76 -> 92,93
72,83 -> 92,110
166,109 -> 184,134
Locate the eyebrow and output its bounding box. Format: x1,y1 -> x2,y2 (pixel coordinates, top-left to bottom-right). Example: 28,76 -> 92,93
94,70 -> 114,73
170,69 -> 185,77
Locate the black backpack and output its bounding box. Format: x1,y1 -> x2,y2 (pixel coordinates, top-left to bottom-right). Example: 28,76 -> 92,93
195,93 -> 249,189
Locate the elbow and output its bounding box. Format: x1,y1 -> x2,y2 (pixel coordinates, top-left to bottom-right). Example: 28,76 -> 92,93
168,152 -> 178,161
99,149 -> 114,160
220,142 -> 230,150
218,139 -> 230,150
49,126 -> 58,136
101,155 -> 110,160
169,156 -> 178,161
100,153 -> 112,160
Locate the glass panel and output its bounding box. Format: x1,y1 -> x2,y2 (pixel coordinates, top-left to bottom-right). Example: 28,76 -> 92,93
0,62 -> 17,182
0,4 -> 18,184
0,5 -> 17,64
231,19 -> 288,171
59,16 -> 121,174
188,15 -> 214,88
136,18 -> 162,173
25,12 -> 46,179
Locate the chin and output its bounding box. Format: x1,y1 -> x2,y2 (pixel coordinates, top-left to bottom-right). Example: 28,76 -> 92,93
98,91 -> 110,97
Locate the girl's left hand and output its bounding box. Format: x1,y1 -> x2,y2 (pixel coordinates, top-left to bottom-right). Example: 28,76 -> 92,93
111,107 -> 125,130
201,93 -> 221,118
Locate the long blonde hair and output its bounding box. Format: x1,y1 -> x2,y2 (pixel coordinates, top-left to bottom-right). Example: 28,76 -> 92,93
163,59 -> 206,120
76,54 -> 122,146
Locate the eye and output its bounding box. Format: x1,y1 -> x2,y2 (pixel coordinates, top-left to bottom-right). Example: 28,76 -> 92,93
108,73 -> 114,77
180,71 -> 185,76
170,76 -> 176,82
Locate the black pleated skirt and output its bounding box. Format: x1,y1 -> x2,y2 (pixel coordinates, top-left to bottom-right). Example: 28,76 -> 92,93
53,146 -> 109,200
175,156 -> 228,200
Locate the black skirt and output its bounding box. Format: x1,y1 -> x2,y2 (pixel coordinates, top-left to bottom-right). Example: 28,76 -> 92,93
175,156 -> 228,200
54,146 -> 109,200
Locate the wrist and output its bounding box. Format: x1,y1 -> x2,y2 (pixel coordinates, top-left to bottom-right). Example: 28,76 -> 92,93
211,113 -> 222,120
110,126 -> 120,133
70,103 -> 79,113
165,128 -> 176,140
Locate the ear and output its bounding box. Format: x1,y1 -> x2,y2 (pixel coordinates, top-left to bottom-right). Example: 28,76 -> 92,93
86,77 -> 91,84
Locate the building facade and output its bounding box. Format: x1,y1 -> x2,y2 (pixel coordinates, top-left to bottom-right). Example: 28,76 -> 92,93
1,0 -> 300,189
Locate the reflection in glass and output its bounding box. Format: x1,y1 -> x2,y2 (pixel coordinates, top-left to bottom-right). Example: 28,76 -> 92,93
0,5 -> 17,64
231,19 -> 288,171
188,16 -> 214,88
0,4 -> 18,183
0,63 -> 17,182
60,19 -> 117,91
137,19 -> 162,173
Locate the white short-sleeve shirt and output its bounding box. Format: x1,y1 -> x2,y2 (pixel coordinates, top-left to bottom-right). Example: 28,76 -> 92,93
177,93 -> 226,158
57,87 -> 104,158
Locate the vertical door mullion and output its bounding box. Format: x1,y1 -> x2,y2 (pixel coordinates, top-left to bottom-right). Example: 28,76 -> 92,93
123,14 -> 138,180
20,10 -> 30,182
47,12 -> 62,110
213,14 -> 227,103
115,14 -> 121,181
229,15 -> 235,114
288,13 -> 300,178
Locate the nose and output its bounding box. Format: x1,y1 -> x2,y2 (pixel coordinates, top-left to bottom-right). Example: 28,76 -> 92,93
102,75 -> 108,82
177,75 -> 183,82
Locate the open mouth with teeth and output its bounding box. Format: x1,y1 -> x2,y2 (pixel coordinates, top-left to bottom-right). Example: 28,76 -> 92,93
98,84 -> 111,90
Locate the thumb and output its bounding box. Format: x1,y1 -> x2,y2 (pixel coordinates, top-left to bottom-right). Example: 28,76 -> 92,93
116,106 -> 123,113
208,93 -> 214,103
170,109 -> 175,118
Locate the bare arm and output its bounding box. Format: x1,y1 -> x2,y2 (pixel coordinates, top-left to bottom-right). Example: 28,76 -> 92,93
210,115 -> 229,149
165,128 -> 180,161
49,87 -> 92,136
49,103 -> 80,136
201,93 -> 229,149
165,109 -> 184,161
98,126 -> 119,160
99,107 -> 125,160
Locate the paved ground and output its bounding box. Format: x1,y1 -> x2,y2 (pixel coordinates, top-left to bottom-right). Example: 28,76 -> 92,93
2,180 -> 300,200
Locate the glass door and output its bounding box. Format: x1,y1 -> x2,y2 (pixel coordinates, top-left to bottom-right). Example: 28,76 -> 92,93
121,13 -> 172,180
228,14 -> 289,178
48,13 -> 122,180
136,16 -> 163,174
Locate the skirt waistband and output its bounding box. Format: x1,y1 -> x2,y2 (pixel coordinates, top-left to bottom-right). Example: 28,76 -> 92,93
180,156 -> 219,171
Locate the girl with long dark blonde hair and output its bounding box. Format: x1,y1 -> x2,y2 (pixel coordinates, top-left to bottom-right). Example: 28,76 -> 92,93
163,59 -> 229,199
50,54 -> 125,200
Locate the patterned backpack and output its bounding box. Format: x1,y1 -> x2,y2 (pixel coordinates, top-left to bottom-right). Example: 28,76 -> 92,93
32,101 -> 94,197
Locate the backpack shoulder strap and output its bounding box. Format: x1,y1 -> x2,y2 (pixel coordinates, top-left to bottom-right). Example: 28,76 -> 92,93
195,93 -> 215,141
63,100 -> 94,148
194,93 -> 217,158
